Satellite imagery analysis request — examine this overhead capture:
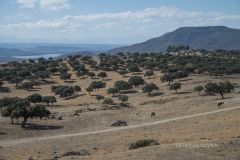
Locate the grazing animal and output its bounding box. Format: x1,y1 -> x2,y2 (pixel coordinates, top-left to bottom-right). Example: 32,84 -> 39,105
151,112 -> 156,117
217,102 -> 224,107
135,112 -> 138,116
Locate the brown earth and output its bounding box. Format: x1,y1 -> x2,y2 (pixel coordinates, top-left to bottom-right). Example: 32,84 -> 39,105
0,59 -> 240,160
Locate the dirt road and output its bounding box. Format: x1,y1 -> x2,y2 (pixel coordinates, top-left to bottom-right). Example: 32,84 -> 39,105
1,106 -> 240,147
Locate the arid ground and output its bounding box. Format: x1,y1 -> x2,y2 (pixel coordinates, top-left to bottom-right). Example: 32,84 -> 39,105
0,58 -> 240,160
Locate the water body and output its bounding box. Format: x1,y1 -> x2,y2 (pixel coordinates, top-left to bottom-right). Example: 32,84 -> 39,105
12,54 -> 62,59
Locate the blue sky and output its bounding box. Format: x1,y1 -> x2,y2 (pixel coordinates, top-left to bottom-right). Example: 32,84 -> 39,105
0,0 -> 240,44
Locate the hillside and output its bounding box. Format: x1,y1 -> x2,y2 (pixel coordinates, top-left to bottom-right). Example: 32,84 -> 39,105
106,26 -> 240,54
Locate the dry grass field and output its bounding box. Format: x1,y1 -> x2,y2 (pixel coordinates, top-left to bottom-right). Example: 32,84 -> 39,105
0,58 -> 240,160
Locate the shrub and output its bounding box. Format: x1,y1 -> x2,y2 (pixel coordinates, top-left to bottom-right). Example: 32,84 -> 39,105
129,139 -> 155,150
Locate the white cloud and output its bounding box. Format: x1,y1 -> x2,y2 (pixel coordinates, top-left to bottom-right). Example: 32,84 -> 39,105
94,22 -> 118,29
17,0 -> 39,8
39,0 -> 70,11
211,15 -> 240,21
1,6 -> 240,42
4,13 -> 29,19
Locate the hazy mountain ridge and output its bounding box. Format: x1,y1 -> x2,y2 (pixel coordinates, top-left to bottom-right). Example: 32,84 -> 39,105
106,26 -> 240,54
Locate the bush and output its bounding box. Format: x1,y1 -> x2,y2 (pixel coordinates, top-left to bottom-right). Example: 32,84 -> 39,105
129,139 -> 155,150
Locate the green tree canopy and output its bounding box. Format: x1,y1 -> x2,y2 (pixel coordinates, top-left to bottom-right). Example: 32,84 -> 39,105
22,82 -> 34,91
107,87 -> 119,97
102,98 -> 114,107
42,96 -> 57,106
142,83 -> 159,95
60,73 -> 72,82
194,86 -> 204,96
97,72 -> 107,79
95,95 -> 105,103
114,80 -> 132,92
28,93 -> 42,106
169,82 -> 182,93
2,98 -> 50,127
144,70 -> 154,78
118,95 -> 128,104
128,76 -> 145,87
160,73 -> 175,86
204,81 -> 234,99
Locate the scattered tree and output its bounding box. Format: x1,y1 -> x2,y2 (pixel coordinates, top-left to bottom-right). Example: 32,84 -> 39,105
160,73 -> 175,86
73,85 -> 81,95
22,82 -> 34,91
107,88 -> 119,97
194,86 -> 204,96
60,73 -> 71,82
144,70 -> 154,78
28,93 -> 42,106
86,86 -> 94,95
87,72 -> 96,78
169,82 -> 182,93
118,95 -> 128,104
42,96 -> 57,106
102,98 -> 114,107
97,72 -> 107,80
128,76 -> 145,87
204,81 -> 234,99
95,95 -> 105,103
142,83 -> 159,95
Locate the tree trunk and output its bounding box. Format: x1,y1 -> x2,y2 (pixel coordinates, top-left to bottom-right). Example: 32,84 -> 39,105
21,117 -> 27,128
52,102 -> 53,106
199,92 -> 201,96
47,102 -> 49,106
17,118 -> 18,124
168,81 -> 170,86
11,119 -> 13,124
220,93 -> 224,99
175,90 -> 177,93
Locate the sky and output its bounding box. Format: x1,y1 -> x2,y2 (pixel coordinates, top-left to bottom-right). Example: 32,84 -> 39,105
0,0 -> 240,44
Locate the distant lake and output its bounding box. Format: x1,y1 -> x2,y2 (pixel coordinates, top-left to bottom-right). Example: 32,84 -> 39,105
12,54 -> 62,59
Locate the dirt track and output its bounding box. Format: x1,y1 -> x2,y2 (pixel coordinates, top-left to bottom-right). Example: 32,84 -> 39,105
2,105 -> 240,147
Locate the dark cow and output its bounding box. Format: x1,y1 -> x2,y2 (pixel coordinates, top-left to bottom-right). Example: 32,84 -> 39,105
217,102 -> 224,107
151,112 -> 156,117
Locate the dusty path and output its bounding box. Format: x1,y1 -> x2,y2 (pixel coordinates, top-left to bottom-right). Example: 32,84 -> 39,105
1,106 -> 240,147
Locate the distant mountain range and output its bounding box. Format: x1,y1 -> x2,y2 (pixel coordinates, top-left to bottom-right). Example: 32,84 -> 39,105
106,26 -> 240,54
0,43 -> 125,62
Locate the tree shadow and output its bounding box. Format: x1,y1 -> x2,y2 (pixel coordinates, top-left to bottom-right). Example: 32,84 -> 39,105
0,87 -> 11,93
179,78 -> 193,81
213,97 -> 234,100
64,80 -> 76,83
177,92 -> 191,94
120,90 -> 138,94
23,124 -> 63,130
0,132 -> 7,135
151,92 -> 165,97
79,77 -> 87,80
40,80 -> 56,84
103,79 -> 112,81
28,89 -> 40,92
132,72 -> 143,75
91,77 -> 100,80
52,73 -> 62,76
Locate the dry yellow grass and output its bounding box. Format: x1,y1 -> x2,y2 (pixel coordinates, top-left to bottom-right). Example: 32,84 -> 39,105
0,58 -> 240,160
